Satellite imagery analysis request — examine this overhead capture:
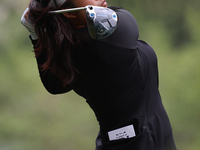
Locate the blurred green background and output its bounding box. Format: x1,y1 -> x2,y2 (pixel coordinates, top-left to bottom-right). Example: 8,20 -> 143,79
0,0 -> 200,149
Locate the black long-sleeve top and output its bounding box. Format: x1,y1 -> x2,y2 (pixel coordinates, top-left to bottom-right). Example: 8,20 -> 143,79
30,8 -> 176,150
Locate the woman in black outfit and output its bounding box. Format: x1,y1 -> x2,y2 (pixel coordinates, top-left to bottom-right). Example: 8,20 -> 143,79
21,0 -> 177,149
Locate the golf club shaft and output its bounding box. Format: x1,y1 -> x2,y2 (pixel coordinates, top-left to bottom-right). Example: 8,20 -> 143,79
49,7 -> 86,14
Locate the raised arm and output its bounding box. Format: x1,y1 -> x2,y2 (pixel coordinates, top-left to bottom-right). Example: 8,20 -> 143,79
31,38 -> 73,94
21,8 -> 72,94
100,7 -> 139,49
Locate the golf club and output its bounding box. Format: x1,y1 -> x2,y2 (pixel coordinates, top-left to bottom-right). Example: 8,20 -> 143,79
49,5 -> 118,39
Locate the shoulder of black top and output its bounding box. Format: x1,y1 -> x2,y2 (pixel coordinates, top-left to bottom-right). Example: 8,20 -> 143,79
108,5 -> 124,11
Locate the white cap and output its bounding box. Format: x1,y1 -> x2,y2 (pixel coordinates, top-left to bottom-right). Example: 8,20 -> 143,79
48,0 -> 66,7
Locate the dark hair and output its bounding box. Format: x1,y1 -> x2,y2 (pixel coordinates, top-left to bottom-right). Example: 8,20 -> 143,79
28,0 -> 84,86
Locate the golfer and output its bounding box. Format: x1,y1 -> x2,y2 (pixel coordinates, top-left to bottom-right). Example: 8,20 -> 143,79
21,0 -> 177,149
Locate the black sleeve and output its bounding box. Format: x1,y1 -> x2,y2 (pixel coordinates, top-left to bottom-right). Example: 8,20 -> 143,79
94,9 -> 139,69
29,36 -> 72,94
99,8 -> 139,49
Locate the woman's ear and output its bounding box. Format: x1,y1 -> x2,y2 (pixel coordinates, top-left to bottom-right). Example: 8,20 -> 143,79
63,12 -> 77,19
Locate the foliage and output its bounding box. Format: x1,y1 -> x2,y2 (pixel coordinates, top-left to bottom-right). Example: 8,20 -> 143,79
0,0 -> 200,149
